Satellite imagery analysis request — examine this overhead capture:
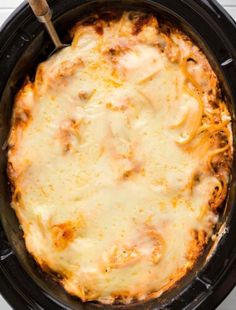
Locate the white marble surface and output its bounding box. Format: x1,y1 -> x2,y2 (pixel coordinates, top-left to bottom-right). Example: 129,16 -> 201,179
0,0 -> 235,309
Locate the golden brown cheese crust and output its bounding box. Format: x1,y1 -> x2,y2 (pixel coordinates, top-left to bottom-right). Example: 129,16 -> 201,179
8,11 -> 232,304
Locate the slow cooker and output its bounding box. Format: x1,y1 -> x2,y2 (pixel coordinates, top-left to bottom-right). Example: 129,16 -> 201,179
0,0 -> 236,309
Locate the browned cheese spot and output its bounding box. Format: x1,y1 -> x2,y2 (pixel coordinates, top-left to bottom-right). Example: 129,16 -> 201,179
51,216 -> 86,251
186,230 -> 207,263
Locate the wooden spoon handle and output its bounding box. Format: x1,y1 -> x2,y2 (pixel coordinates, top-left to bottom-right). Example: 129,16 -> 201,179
28,0 -> 50,18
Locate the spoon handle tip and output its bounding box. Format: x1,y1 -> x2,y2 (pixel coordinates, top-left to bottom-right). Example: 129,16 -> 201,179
28,0 -> 51,19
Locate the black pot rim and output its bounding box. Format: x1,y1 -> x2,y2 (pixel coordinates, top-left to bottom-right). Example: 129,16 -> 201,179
0,1 -> 236,309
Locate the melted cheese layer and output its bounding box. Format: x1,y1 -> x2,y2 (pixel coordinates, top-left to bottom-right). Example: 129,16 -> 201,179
8,11 -> 232,304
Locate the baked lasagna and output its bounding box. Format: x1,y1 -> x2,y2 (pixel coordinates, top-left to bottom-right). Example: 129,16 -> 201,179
8,11 -> 232,304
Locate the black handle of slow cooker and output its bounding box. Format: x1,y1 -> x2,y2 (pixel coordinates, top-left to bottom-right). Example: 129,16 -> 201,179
0,222 -> 13,262
0,223 -> 37,310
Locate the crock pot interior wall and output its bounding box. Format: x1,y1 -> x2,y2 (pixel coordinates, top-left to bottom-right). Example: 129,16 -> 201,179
0,0 -> 236,309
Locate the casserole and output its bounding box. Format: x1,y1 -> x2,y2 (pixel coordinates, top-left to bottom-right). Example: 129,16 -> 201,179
0,0 -> 236,309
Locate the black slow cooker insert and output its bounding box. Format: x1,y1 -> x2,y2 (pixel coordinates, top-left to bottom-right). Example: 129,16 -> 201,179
0,0 -> 236,309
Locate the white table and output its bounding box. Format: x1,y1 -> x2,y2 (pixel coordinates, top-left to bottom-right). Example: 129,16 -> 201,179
0,0 -> 235,309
